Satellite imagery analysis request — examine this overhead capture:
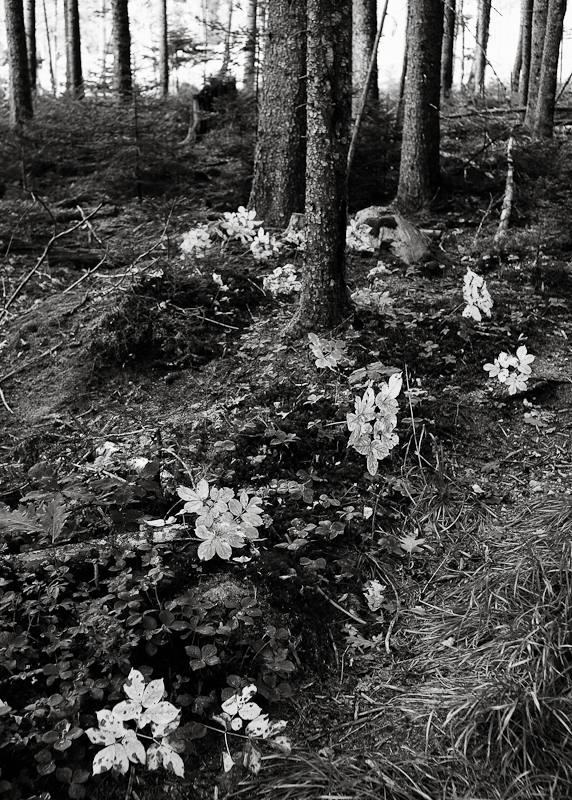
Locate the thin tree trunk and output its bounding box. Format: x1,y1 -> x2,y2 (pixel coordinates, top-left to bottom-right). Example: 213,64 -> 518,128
473,0 -> 491,97
394,0 -> 410,133
24,0 -> 36,90
42,0 -> 56,93
352,0 -> 378,119
441,0 -> 456,98
4,0 -> 33,125
397,0 -> 442,211
242,0 -> 257,93
249,0 -> 306,227
524,0 -> 549,127
64,0 -> 83,98
511,18 -> 523,93
111,0 -> 132,100
220,0 -> 233,78
158,0 -> 168,96
518,0 -> 534,104
293,0 -> 352,331
533,0 -> 567,138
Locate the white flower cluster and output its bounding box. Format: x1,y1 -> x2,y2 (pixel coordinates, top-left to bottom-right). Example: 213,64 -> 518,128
250,227 -> 282,261
219,205 -> 261,243
86,669 -> 184,777
346,220 -> 376,253
462,268 -> 493,321
346,372 -> 402,476
177,479 -> 263,561
263,264 -> 301,296
484,345 -> 535,394
180,225 -> 213,259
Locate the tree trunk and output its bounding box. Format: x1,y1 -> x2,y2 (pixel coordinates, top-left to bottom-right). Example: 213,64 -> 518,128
23,0 -> 36,90
533,0 -> 567,138
511,16 -> 523,93
441,0 -> 456,98
4,0 -> 33,125
397,0 -> 442,211
352,0 -> 378,119
394,0 -> 410,133
242,0 -> 257,93
524,0 -> 549,127
220,0 -> 234,78
473,0 -> 491,97
111,0 -> 132,100
248,0 -> 306,227
158,0 -> 168,96
293,0 -> 352,331
518,0 -> 534,104
64,0 -> 83,98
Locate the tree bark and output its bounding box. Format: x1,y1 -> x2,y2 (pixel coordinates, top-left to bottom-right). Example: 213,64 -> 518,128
249,0 -> 306,228
473,0 -> 491,97
533,0 -> 567,138
441,0 -> 456,98
517,0 -> 534,102
23,0 -> 36,90
158,0 -> 168,96
4,0 -> 33,125
352,0 -> 378,119
524,0 -> 549,127
293,0 -> 352,331
397,0 -> 443,211
111,0 -> 132,100
64,0 -> 84,99
243,0 -> 257,93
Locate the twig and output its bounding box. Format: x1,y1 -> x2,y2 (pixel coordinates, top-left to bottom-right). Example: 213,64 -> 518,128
347,0 -> 390,174
77,205 -> 105,247
0,387 -> 14,414
495,136 -> 515,243
63,255 -> 107,294
0,344 -> 61,384
315,586 -> 367,625
0,205 -> 102,324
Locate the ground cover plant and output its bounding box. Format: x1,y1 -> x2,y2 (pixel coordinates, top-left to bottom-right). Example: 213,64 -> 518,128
0,92 -> 572,800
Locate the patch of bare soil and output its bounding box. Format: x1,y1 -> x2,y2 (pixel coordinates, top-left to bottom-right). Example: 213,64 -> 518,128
1,98 -> 572,800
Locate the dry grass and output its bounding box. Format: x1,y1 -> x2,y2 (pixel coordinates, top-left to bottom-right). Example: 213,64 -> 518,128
399,495 -> 572,799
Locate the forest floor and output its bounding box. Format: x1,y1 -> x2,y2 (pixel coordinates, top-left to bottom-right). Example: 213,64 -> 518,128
0,95 -> 572,800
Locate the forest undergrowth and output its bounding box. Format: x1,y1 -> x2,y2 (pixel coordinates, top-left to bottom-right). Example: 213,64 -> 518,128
0,93 -> 572,800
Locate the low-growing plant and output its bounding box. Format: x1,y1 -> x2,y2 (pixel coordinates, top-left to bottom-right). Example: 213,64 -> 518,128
483,345 -> 535,394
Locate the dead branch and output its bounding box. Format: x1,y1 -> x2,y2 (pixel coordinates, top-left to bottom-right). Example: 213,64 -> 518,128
495,136 -> 515,244
0,205 -> 102,324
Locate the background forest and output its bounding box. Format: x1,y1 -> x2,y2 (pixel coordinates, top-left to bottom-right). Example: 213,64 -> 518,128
1,2 -> 572,800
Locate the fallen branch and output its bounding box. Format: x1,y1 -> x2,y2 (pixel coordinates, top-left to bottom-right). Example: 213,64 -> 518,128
0,205 -> 102,324
495,136 -> 515,243
0,386 -> 14,414
63,255 -> 107,294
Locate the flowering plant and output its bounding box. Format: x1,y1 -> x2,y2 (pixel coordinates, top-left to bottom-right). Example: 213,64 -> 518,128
180,225 -> 213,259
483,345 -> 535,394
86,669 -> 184,777
462,268 -> 493,321
219,206 -> 261,243
308,333 -> 350,370
177,479 -> 263,560
263,264 -> 301,296
347,372 -> 402,475
250,227 -> 283,261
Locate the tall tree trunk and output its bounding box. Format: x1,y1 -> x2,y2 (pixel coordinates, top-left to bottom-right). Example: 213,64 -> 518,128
397,0 -> 442,211
249,0 -> 306,227
533,0 -> 567,138
524,0 -> 549,127
4,0 -> 33,125
220,0 -> 234,78
158,0 -> 168,96
24,0 -> 36,90
242,0 -> 257,93
111,0 -> 132,100
473,0 -> 491,97
352,0 -> 378,119
64,0 -> 83,98
512,17 -> 523,93
293,0 -> 352,331
441,0 -> 456,98
518,0 -> 534,104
